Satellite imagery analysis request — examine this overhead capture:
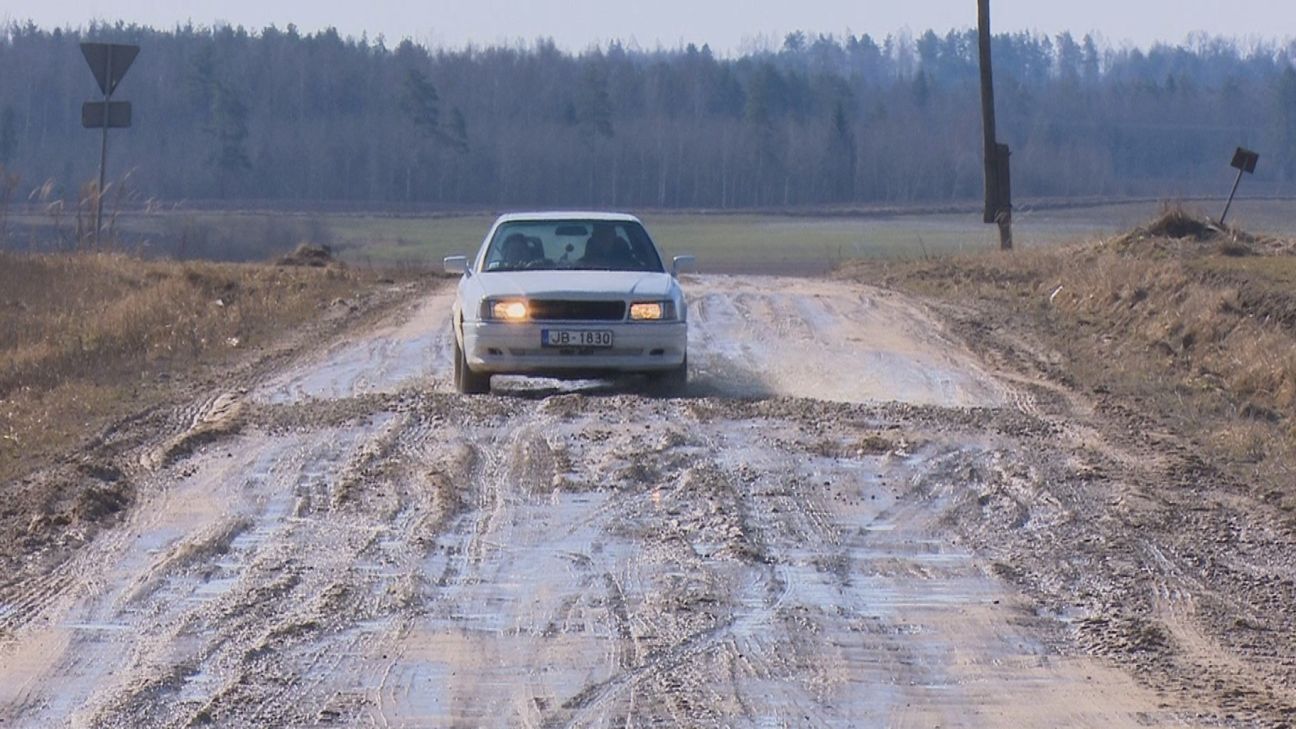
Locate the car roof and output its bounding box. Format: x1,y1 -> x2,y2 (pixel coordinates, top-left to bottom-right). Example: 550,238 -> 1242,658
493,211 -> 642,224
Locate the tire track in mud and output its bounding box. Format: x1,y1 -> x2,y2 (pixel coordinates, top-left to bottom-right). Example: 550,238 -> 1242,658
178,400 -> 513,727
0,276 -> 1203,727
0,393 -> 498,727
912,296 -> 1296,725
83,424 -> 391,727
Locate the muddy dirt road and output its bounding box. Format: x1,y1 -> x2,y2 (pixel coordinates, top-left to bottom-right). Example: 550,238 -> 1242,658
0,276 -> 1237,726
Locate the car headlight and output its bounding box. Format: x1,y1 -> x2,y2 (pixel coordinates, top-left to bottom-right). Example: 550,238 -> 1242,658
629,301 -> 676,321
482,299 -> 529,321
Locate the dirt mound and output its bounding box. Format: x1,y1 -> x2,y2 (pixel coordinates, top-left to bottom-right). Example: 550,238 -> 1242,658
1133,207 -> 1223,241
277,243 -> 335,267
1109,206 -> 1295,258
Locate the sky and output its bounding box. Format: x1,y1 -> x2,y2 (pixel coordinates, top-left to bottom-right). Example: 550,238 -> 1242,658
1,0 -> 1292,53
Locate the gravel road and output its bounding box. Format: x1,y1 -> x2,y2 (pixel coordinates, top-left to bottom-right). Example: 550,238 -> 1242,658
0,275 -> 1224,727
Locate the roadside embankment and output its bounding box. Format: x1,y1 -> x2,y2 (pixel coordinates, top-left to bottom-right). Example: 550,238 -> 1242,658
839,207 -> 1296,721
0,249 -> 429,590
1,250 -> 363,474
843,207 -> 1296,511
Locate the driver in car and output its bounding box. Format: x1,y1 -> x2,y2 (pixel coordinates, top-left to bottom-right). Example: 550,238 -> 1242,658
501,233 -> 538,268
582,224 -> 636,270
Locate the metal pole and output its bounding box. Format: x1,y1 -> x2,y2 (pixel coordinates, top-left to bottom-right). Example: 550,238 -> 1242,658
1220,167 -> 1244,226
95,49 -> 112,249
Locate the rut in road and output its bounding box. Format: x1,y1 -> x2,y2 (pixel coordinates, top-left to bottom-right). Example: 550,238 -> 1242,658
0,276 -> 1197,727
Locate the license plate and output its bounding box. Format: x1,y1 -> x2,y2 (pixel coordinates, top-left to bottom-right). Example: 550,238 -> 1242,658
542,329 -> 613,348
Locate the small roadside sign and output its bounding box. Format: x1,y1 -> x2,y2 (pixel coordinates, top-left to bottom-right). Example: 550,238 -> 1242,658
81,101 -> 132,129
1221,147 -> 1260,225
1230,147 -> 1259,174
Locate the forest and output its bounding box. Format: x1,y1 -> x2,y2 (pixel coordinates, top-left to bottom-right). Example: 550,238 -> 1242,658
1,21 -> 1295,209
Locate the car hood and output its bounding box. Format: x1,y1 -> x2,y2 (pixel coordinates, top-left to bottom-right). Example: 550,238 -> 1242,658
474,270 -> 675,299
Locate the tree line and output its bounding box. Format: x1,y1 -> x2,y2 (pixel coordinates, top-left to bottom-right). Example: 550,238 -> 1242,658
1,21 -> 1295,209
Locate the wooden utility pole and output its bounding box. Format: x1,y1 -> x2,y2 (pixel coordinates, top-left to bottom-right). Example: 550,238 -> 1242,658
977,0 -> 1012,250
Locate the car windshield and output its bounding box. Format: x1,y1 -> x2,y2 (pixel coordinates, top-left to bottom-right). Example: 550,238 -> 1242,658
482,220 -> 665,273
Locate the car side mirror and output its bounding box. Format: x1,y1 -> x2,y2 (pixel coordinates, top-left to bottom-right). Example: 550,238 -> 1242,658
672,255 -> 695,277
444,255 -> 470,276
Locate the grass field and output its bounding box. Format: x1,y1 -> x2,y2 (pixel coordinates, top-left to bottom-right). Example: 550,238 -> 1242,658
312,198 -> 1296,273
7,198 -> 1296,273
332,213 -> 1010,273
318,204 -> 1166,272
0,251 -> 384,481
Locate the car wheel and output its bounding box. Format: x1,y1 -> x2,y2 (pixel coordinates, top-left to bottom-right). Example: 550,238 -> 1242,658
646,355 -> 687,397
453,335 -> 491,395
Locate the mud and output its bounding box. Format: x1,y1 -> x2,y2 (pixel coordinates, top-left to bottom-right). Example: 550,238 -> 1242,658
0,275 -> 1282,727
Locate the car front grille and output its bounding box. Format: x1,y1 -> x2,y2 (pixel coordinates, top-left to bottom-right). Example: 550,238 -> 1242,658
528,299 -> 626,321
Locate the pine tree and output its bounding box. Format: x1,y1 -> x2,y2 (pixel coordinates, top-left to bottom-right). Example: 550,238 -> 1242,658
1081,34 -> 1101,85
579,66 -> 615,139
1278,68 -> 1296,181
826,101 -> 856,200
208,82 -> 252,177
0,107 -> 17,165
400,68 -> 441,139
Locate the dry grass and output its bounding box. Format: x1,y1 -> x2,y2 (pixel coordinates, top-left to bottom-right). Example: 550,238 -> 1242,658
843,206 -> 1296,506
0,251 -> 371,479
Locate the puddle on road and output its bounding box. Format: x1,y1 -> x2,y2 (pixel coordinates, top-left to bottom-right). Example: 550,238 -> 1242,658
688,276 -> 1006,407
254,294 -> 454,404
61,622 -> 134,632
257,333 -> 448,404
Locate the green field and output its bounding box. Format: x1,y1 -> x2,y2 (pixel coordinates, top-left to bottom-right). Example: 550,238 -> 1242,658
8,198 -> 1295,273
322,198 -> 1296,273
330,213 -> 1014,273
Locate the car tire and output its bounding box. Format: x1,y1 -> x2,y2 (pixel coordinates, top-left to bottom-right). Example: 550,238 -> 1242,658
646,355 -> 687,397
453,335 -> 491,395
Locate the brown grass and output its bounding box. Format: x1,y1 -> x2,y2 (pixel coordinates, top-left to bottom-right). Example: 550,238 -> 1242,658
0,251 -> 372,479
842,206 -> 1296,505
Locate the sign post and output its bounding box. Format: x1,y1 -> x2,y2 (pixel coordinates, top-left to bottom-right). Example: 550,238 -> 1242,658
1220,147 -> 1259,227
79,42 -> 138,247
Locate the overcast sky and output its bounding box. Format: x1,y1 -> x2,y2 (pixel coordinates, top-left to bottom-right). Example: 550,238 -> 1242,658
1,0 -> 1291,53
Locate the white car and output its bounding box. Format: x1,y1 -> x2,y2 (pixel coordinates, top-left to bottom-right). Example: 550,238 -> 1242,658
444,212 -> 694,395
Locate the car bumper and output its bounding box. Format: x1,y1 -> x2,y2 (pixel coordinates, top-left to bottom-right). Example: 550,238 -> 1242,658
462,320 -> 687,376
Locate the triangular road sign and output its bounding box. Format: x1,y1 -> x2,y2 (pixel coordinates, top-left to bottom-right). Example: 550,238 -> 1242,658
80,43 -> 140,96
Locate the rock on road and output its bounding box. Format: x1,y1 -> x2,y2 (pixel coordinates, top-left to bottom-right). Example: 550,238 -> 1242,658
0,275 -> 1183,727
